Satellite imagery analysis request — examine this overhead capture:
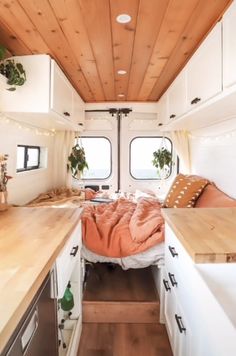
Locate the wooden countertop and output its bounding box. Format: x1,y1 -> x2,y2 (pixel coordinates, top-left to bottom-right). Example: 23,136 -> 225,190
162,208 -> 236,263
0,207 -> 83,354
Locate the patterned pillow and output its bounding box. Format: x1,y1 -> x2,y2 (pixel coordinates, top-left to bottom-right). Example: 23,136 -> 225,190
163,174 -> 209,208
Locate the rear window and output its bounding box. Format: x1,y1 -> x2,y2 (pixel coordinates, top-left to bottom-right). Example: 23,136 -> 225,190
130,136 -> 172,180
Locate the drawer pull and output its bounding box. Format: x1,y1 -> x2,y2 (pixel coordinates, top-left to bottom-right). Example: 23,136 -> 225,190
21,307 -> 39,354
191,97 -> 201,105
175,314 -> 186,333
168,245 -> 178,257
163,279 -> 171,292
168,272 -> 178,287
63,111 -> 71,117
70,245 -> 79,257
169,114 -> 176,119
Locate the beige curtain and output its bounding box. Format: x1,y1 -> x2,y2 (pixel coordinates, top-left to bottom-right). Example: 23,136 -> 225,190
53,131 -> 75,188
171,130 -> 191,174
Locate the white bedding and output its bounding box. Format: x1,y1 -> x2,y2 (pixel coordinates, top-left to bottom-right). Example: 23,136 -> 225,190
81,242 -> 165,270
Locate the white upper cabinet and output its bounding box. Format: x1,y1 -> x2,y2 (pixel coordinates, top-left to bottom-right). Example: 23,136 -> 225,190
167,70 -> 187,121
223,1 -> 236,88
0,54 -> 85,130
50,59 -> 73,120
158,92 -> 168,125
186,22 -> 222,110
72,88 -> 85,128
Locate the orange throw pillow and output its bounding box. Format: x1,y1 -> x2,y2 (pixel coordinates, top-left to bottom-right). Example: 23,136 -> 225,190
195,184 -> 236,208
163,174 -> 209,208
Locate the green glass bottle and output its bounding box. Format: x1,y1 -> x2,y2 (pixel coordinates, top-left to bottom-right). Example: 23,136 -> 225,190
60,282 -> 74,311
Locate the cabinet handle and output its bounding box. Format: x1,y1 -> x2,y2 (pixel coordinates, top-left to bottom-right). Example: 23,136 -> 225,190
168,272 -> 178,287
175,314 -> 186,333
63,111 -> 71,117
21,307 -> 39,354
168,245 -> 178,258
169,114 -> 176,119
70,245 -> 79,257
163,279 -> 171,292
191,97 -> 201,105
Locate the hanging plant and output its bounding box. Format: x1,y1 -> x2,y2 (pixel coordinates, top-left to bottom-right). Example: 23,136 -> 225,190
152,147 -> 172,176
67,143 -> 88,179
0,45 -> 26,91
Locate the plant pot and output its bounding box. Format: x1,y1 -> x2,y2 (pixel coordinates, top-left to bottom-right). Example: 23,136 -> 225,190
0,191 -> 9,211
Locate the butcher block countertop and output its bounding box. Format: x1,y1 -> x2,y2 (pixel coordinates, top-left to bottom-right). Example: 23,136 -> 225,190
0,206 -> 83,355
162,208 -> 236,263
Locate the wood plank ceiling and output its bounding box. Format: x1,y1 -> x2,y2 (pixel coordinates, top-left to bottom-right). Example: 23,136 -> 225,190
0,0 -> 232,102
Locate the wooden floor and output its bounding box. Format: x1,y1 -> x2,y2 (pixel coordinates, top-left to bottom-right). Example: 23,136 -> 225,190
77,323 -> 173,356
78,263 -> 172,356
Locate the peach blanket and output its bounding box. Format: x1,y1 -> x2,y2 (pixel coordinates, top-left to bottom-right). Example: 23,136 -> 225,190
82,197 -> 164,258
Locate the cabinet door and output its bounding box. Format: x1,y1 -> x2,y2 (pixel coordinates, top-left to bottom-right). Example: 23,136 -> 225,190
168,70 -> 187,121
174,302 -> 191,356
50,60 -> 73,120
186,22 -> 222,110
163,268 -> 176,352
223,1 -> 236,88
72,90 -> 85,128
158,93 -> 168,124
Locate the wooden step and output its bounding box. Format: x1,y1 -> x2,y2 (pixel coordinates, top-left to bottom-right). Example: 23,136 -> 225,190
82,300 -> 160,323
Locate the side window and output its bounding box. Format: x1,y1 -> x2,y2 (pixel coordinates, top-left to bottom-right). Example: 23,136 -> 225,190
130,136 -> 172,180
80,137 -> 111,179
17,145 -> 40,172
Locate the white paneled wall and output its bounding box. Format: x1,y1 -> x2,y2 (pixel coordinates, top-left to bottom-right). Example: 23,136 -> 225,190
0,120 -> 54,205
190,120 -> 236,198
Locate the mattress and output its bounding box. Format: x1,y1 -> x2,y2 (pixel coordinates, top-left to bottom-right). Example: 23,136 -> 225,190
81,242 -> 165,270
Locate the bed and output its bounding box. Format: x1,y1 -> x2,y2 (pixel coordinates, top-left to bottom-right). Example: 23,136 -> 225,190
25,176 -> 236,270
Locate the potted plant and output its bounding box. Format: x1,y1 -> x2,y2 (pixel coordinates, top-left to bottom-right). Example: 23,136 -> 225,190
67,143 -> 88,179
0,154 -> 12,211
152,147 -> 172,178
0,45 -> 26,91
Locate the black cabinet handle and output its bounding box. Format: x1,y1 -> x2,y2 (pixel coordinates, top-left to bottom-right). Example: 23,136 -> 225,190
168,245 -> 178,258
63,111 -> 71,117
169,114 -> 176,119
168,272 -> 177,287
163,279 -> 171,292
191,97 -> 201,105
175,314 -> 186,333
70,245 -> 79,257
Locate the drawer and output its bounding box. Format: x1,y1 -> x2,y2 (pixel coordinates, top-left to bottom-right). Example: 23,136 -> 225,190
165,224 -> 193,274
56,221 -> 81,298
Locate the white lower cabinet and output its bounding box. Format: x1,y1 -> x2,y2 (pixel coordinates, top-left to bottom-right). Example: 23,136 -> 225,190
163,223 -> 236,356
55,220 -> 83,356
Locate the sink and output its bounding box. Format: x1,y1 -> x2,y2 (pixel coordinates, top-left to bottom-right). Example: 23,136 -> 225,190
196,263 -> 236,328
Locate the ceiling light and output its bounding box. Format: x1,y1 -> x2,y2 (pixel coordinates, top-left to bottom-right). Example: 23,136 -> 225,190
118,94 -> 125,97
117,70 -> 127,75
116,14 -> 131,24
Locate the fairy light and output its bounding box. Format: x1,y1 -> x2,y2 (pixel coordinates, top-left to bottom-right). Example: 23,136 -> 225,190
0,113 -> 55,136
189,129 -> 236,143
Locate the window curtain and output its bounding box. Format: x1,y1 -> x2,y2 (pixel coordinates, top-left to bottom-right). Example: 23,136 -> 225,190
53,131 -> 75,188
171,130 -> 191,174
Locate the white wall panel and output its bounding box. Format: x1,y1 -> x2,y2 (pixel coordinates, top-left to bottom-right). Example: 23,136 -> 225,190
0,119 -> 54,205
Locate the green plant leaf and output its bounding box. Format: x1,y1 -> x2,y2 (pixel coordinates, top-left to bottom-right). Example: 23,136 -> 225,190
0,45 -> 6,61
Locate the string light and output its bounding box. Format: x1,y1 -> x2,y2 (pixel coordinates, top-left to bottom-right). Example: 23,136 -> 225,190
189,129 -> 236,144
0,113 -> 55,137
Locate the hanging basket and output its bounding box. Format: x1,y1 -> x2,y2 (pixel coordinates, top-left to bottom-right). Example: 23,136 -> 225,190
67,143 -> 88,179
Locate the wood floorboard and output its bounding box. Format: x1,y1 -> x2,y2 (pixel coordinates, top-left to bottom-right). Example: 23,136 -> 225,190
83,301 -> 159,323
77,323 -> 173,356
83,264 -> 158,301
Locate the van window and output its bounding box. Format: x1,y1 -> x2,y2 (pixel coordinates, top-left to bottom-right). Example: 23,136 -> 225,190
80,137 -> 111,179
130,137 -> 172,180
17,145 -> 40,172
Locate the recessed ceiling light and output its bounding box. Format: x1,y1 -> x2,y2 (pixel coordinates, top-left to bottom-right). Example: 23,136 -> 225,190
116,14 -> 131,24
117,70 -> 127,75
118,94 -> 125,97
